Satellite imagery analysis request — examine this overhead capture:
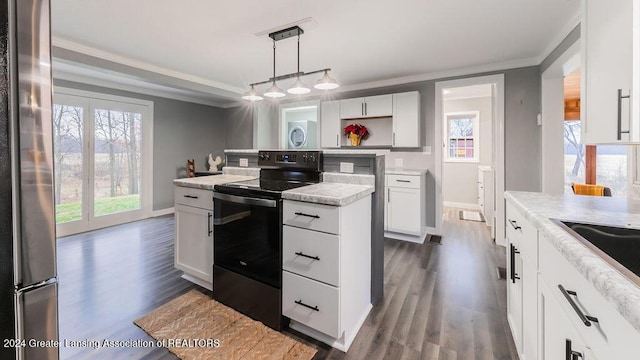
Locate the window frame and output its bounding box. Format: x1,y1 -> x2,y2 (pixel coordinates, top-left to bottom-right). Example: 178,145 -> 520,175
444,111 -> 480,163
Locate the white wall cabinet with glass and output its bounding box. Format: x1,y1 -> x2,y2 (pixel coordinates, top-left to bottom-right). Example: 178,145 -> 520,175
174,186 -> 214,290
320,91 -> 420,148
384,172 -> 427,242
581,0 -> 640,143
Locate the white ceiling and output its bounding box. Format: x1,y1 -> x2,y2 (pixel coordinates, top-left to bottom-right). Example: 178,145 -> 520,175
51,0 -> 580,106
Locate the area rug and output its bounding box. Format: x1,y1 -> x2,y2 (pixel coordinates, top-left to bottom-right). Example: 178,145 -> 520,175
134,290 -> 317,360
459,210 -> 485,222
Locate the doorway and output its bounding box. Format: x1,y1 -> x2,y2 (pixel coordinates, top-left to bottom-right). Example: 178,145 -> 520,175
435,75 -> 506,246
279,102 -> 319,149
53,88 -> 153,236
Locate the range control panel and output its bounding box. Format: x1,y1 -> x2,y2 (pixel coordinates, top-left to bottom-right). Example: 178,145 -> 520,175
258,150 -> 322,170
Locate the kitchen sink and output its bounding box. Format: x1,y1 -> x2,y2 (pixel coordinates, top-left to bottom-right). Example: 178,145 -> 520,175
554,220 -> 640,285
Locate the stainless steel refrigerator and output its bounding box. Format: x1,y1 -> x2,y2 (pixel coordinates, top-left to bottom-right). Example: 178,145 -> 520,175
1,0 -> 59,359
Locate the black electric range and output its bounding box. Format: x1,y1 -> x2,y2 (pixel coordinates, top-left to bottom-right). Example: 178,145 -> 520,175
211,150 -> 322,330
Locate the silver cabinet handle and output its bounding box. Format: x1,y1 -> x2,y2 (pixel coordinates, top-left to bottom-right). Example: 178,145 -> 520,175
336,134 -> 339,147
365,102 -> 368,116
207,212 -> 212,236
361,102 -> 364,116
387,188 -> 390,202
617,89 -> 631,140
393,132 -> 396,146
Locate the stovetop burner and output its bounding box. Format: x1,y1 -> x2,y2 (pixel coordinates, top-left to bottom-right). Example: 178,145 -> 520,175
214,150 -> 323,199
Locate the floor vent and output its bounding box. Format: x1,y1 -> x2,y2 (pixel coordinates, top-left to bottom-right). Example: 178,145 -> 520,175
429,235 -> 442,245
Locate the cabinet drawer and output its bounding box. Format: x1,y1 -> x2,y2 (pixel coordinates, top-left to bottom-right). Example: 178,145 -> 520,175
386,174 -> 420,189
539,234 -> 640,359
283,271 -> 340,338
506,202 -> 537,265
283,200 -> 340,235
174,186 -> 213,210
283,226 -> 340,286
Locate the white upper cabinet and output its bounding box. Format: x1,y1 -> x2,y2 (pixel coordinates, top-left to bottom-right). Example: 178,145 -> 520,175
339,95 -> 393,119
320,100 -> 341,148
364,94 -> 393,117
581,0 -> 639,143
392,92 -> 420,147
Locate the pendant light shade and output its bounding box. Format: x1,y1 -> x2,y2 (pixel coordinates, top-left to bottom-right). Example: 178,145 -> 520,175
287,78 -> 311,94
263,82 -> 286,98
314,70 -> 340,90
242,85 -> 263,101
243,26 -> 338,100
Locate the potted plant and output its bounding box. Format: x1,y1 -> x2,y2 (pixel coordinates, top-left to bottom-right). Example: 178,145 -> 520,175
344,123 -> 370,146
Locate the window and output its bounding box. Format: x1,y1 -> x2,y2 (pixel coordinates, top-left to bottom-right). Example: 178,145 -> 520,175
564,120 -> 628,197
445,112 -> 479,162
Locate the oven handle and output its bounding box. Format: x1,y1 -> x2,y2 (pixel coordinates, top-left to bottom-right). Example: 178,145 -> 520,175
213,192 -> 277,208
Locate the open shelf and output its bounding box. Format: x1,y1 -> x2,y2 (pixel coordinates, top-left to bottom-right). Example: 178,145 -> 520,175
341,117 -> 392,147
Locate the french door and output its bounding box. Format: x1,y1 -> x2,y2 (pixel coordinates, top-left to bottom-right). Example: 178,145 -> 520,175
53,90 -> 153,237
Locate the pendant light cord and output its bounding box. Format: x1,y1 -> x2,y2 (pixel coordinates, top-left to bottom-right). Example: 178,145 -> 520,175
272,39 -> 276,82
297,35 -> 300,74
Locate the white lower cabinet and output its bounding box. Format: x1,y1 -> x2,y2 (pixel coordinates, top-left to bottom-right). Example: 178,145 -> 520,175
282,196 -> 372,352
539,278 -> 590,360
174,186 -> 214,290
384,172 -> 426,241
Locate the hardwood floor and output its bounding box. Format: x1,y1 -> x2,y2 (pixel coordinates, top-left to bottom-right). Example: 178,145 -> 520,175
57,208 -> 518,360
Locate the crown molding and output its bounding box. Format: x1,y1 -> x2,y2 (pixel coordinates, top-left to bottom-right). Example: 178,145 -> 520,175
52,36 -> 245,95
536,11 -> 581,65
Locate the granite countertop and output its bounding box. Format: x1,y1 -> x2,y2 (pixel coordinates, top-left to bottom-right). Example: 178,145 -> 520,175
505,191 -> 640,331
282,182 -> 374,206
223,148 -> 389,156
173,174 -> 256,190
385,168 -> 428,176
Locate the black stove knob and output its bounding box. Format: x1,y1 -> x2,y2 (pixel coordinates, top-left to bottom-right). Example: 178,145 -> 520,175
309,154 -> 316,163
302,154 -> 308,162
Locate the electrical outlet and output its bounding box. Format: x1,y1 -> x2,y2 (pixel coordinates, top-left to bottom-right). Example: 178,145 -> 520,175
340,162 -> 354,173
239,158 -> 248,167
395,158 -> 404,168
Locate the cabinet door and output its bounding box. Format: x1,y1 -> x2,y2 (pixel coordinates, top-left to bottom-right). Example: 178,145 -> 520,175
365,94 -> 393,117
387,187 -> 420,235
540,279 -> 588,360
340,97 -> 364,119
321,100 -> 341,148
582,0 -> 635,143
175,204 -> 213,283
392,92 -> 420,147
521,256 -> 537,360
507,237 -> 523,354
384,186 -> 389,231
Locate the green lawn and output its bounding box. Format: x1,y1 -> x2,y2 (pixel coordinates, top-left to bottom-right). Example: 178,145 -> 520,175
56,195 -> 140,223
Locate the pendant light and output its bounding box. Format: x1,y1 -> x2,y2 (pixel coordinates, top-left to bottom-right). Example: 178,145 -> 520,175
287,35 -> 311,95
263,39 -> 286,98
243,26 -> 339,100
242,85 -> 263,101
314,70 -> 340,90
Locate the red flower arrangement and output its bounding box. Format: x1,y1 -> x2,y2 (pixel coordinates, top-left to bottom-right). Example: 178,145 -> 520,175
343,123 -> 370,139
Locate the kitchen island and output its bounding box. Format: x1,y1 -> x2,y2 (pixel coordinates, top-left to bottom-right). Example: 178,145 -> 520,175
505,191 -> 640,360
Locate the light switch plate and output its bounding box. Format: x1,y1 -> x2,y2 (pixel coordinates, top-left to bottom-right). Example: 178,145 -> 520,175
395,158 -> 404,168
239,158 -> 248,167
340,162 -> 354,173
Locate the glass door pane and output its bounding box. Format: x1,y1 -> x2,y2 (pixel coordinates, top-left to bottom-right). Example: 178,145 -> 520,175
52,103 -> 85,224
596,145 -> 627,197
93,108 -> 142,217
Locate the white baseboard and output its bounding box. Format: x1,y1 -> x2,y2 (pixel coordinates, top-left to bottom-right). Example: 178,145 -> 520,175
152,207 -> 175,217
443,201 -> 480,210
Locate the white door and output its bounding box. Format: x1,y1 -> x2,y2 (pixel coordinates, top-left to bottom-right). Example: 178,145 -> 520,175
340,98 -> 364,119
321,101 -> 341,148
540,279 -> 588,360
175,204 -> 213,282
53,90 -> 153,237
387,187 -> 420,235
392,92 -> 420,147
364,94 -> 393,117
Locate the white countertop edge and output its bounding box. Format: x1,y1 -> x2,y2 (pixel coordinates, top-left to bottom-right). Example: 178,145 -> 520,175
505,191 -> 640,332
385,168 -> 428,175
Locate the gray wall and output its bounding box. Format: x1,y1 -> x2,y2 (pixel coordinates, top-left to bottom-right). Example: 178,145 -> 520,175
225,66 -> 542,227
443,96 -> 493,205
540,25 -> 580,73
54,79 -> 227,211
223,105 -> 254,149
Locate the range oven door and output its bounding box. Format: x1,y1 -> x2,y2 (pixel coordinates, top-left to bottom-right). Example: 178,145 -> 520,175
213,192 -> 282,289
